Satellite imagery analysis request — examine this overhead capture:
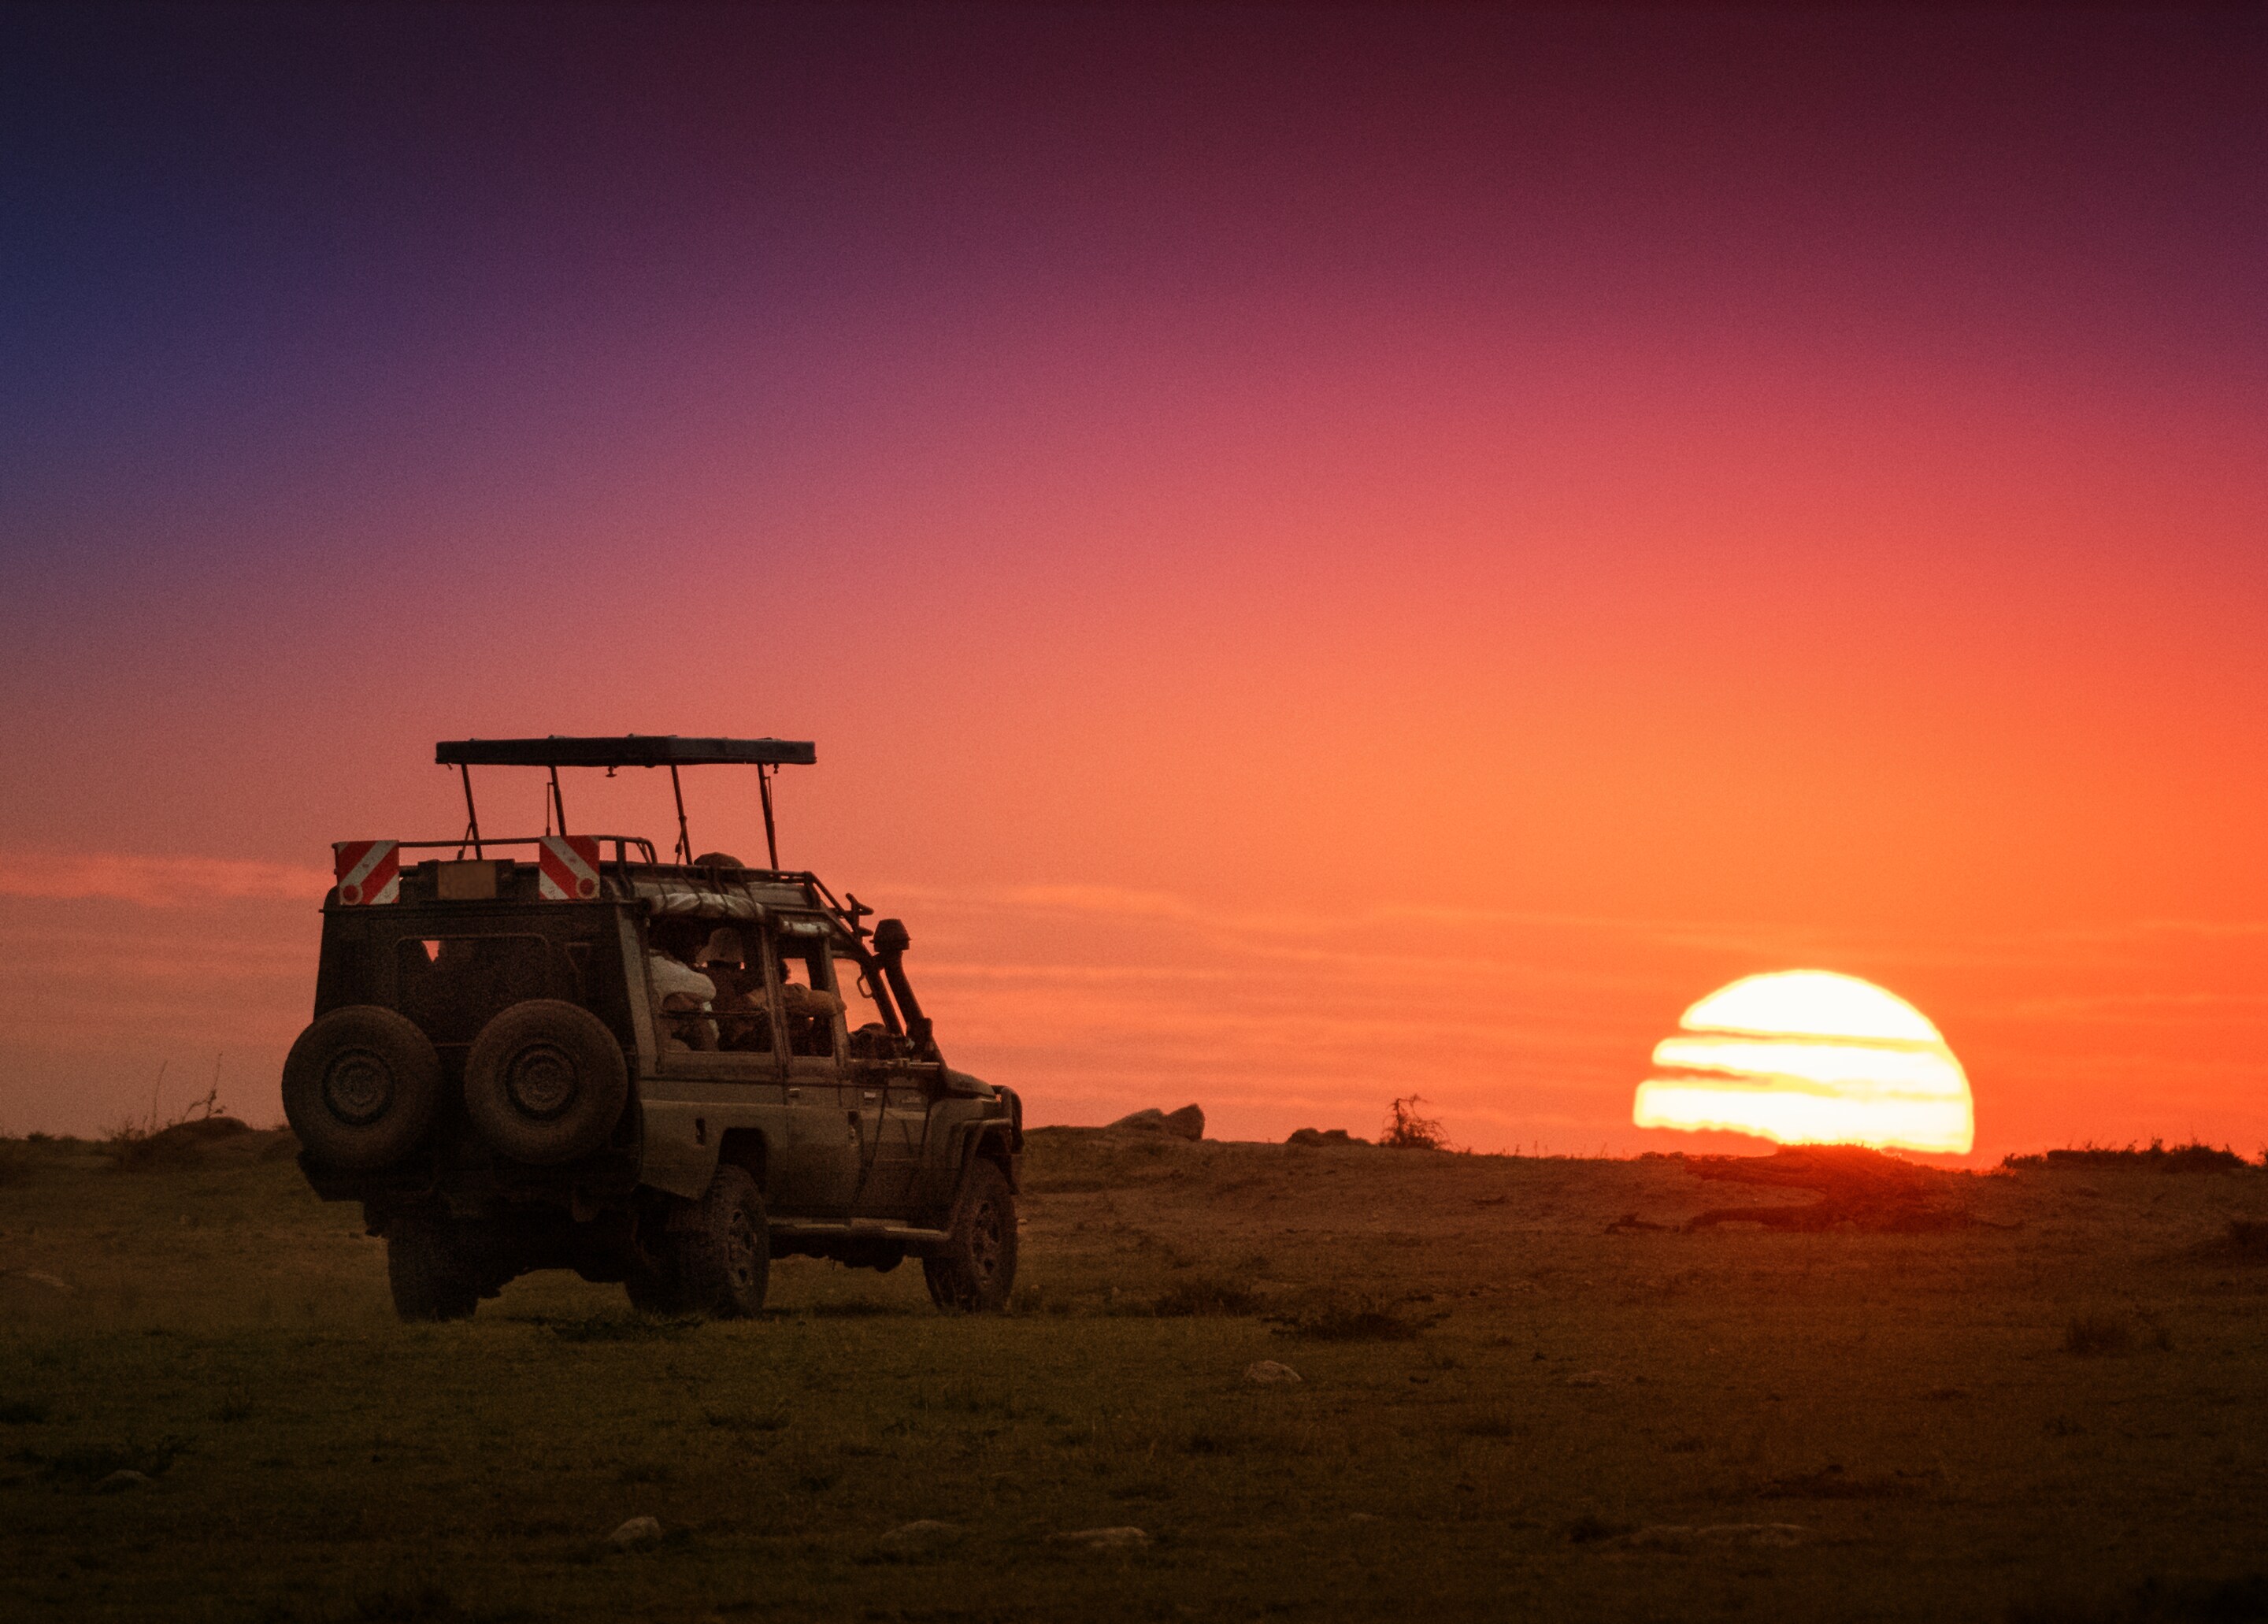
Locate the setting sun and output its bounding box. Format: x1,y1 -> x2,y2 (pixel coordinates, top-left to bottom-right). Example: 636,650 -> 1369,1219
1632,970 -> 1975,1154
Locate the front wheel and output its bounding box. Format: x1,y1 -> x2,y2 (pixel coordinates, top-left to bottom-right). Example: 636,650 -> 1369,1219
924,1159 -> 1017,1312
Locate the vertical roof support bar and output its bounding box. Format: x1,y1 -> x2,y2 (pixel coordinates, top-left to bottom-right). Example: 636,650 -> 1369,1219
669,763 -> 691,865
759,764 -> 780,870
547,766 -> 568,836
458,764 -> 484,858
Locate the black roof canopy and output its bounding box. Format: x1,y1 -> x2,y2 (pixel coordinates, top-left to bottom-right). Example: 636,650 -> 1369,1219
436,736 -> 817,769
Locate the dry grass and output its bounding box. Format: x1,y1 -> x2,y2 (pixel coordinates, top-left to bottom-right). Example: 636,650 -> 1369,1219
0,1125 -> 2263,1622
2003,1140 -> 2259,1175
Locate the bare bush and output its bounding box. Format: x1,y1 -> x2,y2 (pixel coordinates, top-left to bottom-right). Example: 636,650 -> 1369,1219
1380,1096 -> 1445,1151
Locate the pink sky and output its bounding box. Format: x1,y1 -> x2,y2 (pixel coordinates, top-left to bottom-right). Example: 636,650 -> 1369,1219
3,6 -> 2264,1155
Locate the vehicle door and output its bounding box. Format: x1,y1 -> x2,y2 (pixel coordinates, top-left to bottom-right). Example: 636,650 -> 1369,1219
836,944 -> 933,1219
770,921 -> 862,1218
640,915 -> 784,1189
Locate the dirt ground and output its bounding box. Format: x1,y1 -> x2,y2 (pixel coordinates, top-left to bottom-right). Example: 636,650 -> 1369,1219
1,1124 -> 2263,1622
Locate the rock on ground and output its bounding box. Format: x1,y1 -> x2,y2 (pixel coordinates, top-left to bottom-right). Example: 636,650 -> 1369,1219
1107,1106 -> 1204,1141
1243,1359 -> 1303,1386
608,1516 -> 662,1548
1288,1128 -> 1367,1147
6,1270 -> 76,1294
878,1521 -> 963,1554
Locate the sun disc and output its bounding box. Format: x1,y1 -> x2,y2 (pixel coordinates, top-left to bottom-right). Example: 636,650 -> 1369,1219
1633,970 -> 1973,1154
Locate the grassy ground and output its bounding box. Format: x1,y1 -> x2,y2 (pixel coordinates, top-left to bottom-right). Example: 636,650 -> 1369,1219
2,1126 -> 2265,1622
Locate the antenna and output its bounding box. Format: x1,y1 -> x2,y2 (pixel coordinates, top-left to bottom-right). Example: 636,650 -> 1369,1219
668,764 -> 691,864
457,764 -> 484,858
759,765 -> 780,869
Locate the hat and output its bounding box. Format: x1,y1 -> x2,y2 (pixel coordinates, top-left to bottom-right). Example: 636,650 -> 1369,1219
701,926 -> 747,966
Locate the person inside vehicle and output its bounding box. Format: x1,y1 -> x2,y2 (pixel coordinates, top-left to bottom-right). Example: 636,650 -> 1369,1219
776,944 -> 841,1057
648,924 -> 718,1050
699,926 -> 773,1053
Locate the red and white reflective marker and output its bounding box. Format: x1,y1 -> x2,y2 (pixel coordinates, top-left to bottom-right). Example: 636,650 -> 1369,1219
538,836 -> 602,901
333,840 -> 401,906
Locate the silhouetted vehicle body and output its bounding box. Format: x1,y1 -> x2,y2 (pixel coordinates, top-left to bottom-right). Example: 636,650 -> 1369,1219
284,736 -> 1021,1321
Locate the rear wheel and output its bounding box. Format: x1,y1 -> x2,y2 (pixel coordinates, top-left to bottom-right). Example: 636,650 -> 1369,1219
462,1000 -> 628,1166
387,1219 -> 477,1322
283,1007 -> 443,1170
924,1159 -> 1017,1312
633,1166 -> 769,1319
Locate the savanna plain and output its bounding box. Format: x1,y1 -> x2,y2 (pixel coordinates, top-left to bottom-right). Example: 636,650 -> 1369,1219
2,1123 -> 2265,1623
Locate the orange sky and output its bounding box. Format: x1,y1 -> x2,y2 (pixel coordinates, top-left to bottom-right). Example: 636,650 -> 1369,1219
2,6 -> 2264,1156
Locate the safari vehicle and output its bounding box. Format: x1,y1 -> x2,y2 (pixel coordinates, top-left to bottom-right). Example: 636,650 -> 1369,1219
282,736 -> 1021,1322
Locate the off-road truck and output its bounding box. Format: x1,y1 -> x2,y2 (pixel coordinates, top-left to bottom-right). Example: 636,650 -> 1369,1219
283,736 -> 1021,1322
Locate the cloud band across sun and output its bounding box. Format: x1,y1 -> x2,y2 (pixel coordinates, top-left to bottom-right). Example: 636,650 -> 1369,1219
1633,970 -> 1975,1154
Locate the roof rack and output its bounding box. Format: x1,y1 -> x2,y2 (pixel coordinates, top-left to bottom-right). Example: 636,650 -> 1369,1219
435,736 -> 815,768
435,735 -> 817,868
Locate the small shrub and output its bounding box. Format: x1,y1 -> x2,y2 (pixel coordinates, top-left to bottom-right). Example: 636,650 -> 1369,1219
1380,1096 -> 1445,1151
2066,1313 -> 2134,1356
342,1574 -> 458,1622
2222,1218 -> 2268,1260
702,1409 -> 787,1433
1180,1415 -> 1306,1458
1272,1293 -> 1437,1341
1181,1422 -> 1244,1456
1151,1276 -> 1261,1317
541,1314 -> 696,1343
1566,1514 -> 1631,1544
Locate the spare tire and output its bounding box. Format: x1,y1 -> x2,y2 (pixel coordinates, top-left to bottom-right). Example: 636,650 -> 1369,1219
282,1006 -> 443,1170
462,999 -> 628,1166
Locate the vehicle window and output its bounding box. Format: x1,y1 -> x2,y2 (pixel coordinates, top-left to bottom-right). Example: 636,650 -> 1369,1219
830,950 -> 891,1055
647,919 -> 721,1051
397,936 -> 564,1044
774,934 -> 836,1058
694,924 -> 771,1054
